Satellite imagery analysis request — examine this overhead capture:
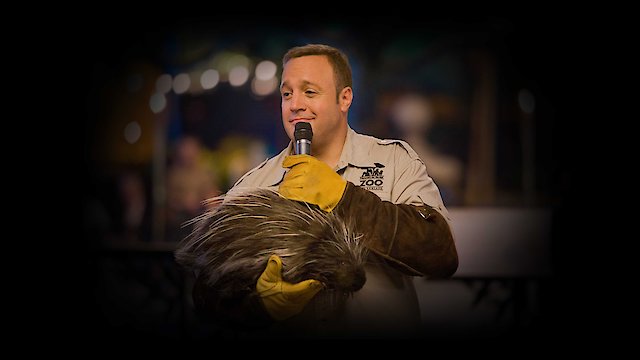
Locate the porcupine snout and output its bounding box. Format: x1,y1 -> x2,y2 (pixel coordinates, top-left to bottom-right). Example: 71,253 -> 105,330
298,219 -> 368,294
335,263 -> 366,292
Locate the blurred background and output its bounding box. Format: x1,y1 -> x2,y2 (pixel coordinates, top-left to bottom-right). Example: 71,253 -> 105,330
82,15 -> 575,341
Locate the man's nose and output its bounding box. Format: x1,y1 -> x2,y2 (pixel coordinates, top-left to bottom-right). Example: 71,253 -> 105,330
289,93 -> 306,112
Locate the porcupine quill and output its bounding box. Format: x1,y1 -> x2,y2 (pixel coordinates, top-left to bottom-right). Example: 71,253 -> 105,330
174,188 -> 368,297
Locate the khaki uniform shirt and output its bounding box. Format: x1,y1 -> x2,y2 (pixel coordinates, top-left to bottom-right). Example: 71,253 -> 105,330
230,126 -> 451,337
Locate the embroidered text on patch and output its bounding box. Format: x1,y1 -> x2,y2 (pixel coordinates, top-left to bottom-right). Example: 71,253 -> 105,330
359,164 -> 384,191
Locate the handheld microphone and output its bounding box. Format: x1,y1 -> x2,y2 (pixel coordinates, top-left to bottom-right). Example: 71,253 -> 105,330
294,122 -> 313,155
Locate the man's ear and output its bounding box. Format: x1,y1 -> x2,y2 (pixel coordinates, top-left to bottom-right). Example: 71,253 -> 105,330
339,87 -> 353,112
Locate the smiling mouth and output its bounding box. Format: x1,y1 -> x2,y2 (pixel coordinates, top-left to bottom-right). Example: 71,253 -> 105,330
290,118 -> 313,124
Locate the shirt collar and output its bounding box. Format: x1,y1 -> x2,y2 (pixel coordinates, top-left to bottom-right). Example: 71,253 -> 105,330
336,126 -> 377,170
265,145 -> 291,187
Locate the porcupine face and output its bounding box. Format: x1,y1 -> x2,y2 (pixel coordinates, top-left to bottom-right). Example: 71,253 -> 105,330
287,214 -> 367,292
175,188 -> 368,295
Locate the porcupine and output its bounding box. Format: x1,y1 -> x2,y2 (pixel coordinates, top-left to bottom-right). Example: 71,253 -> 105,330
174,188 -> 368,298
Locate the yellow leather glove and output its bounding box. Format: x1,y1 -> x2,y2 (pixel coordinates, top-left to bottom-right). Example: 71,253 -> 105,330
279,154 -> 347,212
256,254 -> 324,321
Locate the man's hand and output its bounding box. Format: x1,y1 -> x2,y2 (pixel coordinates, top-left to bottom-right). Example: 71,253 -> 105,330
256,255 -> 324,321
279,154 -> 347,212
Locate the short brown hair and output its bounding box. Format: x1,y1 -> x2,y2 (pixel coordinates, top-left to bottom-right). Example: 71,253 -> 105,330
283,44 -> 353,101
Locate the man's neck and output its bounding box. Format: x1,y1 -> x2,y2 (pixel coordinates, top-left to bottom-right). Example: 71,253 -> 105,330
314,126 -> 348,170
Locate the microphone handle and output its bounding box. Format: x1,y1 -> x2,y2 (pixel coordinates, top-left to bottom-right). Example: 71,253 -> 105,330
295,139 -> 312,155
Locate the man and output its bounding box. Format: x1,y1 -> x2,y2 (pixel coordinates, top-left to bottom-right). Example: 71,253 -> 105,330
190,43 -> 458,338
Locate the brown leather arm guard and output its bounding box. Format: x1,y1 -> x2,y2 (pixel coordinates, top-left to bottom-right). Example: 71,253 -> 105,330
335,182 -> 458,278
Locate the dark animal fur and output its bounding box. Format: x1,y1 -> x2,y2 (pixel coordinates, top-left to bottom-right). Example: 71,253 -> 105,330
175,188 -> 367,296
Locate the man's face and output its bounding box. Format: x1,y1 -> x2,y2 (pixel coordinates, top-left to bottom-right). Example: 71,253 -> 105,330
280,55 -> 344,152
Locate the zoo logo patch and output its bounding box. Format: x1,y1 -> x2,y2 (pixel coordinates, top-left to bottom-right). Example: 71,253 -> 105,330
359,163 -> 385,191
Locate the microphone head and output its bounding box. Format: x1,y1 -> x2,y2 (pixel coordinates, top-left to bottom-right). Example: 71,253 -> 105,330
294,122 -> 313,142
